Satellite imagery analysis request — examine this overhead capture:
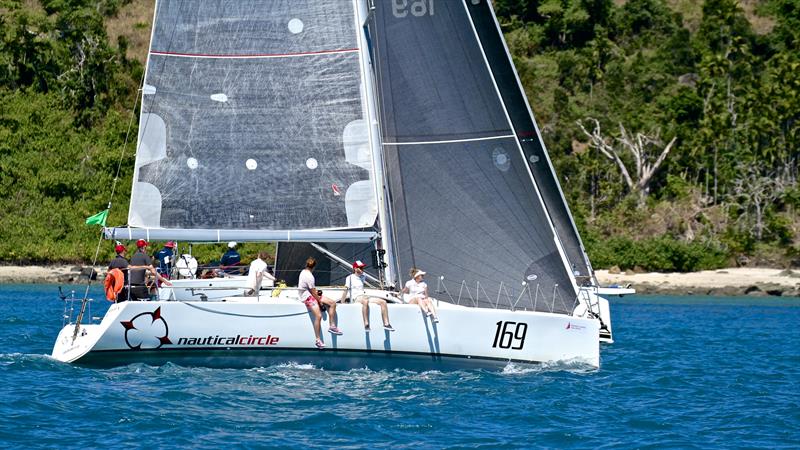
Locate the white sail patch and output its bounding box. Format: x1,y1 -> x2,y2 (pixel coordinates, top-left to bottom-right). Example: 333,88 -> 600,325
342,119 -> 377,227
345,181 -> 378,227
210,93 -> 228,103
137,113 -> 167,167
288,18 -> 304,34
129,182 -> 162,228
142,84 -> 157,95
306,158 -> 318,170
343,119 -> 371,171
246,159 -> 257,170
187,157 -> 198,170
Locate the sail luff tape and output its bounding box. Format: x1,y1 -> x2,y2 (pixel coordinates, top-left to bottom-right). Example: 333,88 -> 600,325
127,228 -> 132,240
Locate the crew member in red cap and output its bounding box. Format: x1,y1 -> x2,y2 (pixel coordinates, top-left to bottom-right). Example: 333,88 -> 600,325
108,243 -> 131,302
129,240 -> 171,300
340,260 -> 394,332
155,241 -> 176,279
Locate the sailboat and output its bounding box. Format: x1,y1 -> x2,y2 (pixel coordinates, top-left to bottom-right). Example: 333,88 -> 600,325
52,0 -> 617,369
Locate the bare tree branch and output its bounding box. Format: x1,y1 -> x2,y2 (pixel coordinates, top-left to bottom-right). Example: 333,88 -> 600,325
577,118 -> 676,207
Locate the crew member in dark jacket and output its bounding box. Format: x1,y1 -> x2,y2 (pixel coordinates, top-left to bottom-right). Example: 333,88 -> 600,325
221,241 -> 241,275
108,244 -> 131,302
155,241 -> 175,279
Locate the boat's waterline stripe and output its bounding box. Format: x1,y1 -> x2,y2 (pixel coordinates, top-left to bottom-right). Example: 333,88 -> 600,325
384,134 -> 516,146
85,346 -> 548,366
150,48 -> 360,59
181,302 -> 308,319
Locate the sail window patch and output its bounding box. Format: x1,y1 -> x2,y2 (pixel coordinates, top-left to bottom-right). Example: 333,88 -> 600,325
288,19 -> 304,34
210,93 -> 228,103
306,158 -> 318,170
187,157 -> 198,170
246,159 -> 257,170
493,148 -> 511,171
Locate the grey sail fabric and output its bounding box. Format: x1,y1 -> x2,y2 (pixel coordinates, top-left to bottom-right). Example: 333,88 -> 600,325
369,0 -> 577,314
464,0 -> 596,285
130,0 -> 378,234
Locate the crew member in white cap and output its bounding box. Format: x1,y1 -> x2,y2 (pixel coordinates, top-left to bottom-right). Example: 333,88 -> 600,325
340,260 -> 394,332
220,241 -> 241,274
401,267 -> 438,322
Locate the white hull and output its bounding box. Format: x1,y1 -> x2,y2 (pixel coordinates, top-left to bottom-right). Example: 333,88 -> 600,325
52,293 -> 600,370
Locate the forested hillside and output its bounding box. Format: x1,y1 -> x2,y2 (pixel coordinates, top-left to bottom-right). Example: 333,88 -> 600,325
0,0 -> 798,270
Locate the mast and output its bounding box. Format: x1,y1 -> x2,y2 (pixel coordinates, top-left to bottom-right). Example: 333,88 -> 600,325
354,0 -> 398,288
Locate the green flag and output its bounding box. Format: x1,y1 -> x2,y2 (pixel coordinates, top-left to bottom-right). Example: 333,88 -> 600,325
85,209 -> 109,226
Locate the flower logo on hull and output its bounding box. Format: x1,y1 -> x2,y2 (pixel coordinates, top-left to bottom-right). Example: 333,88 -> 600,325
120,307 -> 172,350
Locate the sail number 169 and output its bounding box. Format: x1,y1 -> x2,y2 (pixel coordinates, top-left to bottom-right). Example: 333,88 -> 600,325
492,321 -> 528,350
392,0 -> 434,18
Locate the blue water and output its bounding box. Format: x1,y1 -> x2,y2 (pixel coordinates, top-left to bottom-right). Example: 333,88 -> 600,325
1,285 -> 798,449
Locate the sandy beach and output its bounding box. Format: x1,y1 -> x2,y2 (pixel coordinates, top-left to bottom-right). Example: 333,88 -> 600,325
0,265 -> 798,297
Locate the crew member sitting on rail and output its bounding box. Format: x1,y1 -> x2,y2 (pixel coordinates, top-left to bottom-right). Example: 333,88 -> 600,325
299,257 -> 342,349
401,268 -> 439,323
340,260 -> 394,332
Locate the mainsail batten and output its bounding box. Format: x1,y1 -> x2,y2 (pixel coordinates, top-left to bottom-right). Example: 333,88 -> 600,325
130,0 -> 379,233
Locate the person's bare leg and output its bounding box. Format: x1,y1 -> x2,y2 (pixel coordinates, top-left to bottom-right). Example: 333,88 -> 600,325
359,298 -> 370,328
322,296 -> 338,328
371,298 -> 390,326
428,298 -> 438,319
309,304 -> 322,341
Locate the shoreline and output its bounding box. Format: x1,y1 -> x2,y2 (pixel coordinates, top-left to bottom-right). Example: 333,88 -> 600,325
0,265 -> 798,297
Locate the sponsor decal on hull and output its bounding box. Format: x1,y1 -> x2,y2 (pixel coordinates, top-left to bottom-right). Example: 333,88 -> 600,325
120,307 -> 172,350
120,307 -> 280,350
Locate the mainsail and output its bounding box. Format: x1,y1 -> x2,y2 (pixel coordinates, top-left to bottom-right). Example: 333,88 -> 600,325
368,0 -> 579,314
117,0 -> 379,243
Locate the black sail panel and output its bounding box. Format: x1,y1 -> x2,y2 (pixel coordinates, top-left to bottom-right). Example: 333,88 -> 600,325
371,0 -> 576,313
465,0 -> 595,284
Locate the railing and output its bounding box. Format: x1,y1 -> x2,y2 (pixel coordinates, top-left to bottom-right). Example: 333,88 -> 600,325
59,287 -> 99,327
431,277 -> 578,314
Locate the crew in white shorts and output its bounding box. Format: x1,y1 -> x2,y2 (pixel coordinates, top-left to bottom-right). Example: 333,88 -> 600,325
401,268 -> 438,323
340,260 -> 394,332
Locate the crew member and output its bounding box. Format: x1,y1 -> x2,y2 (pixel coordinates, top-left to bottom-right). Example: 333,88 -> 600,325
340,260 -> 394,332
246,251 -> 276,296
130,239 -> 171,300
299,257 -> 342,349
108,243 -> 131,302
221,241 -> 241,275
155,241 -> 175,279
